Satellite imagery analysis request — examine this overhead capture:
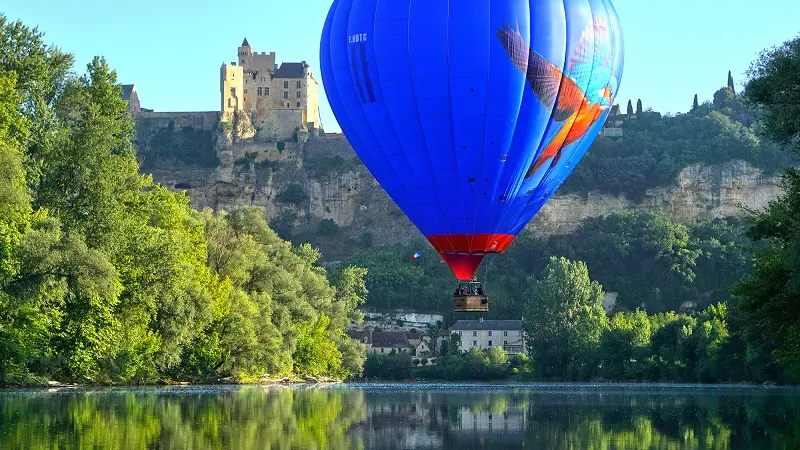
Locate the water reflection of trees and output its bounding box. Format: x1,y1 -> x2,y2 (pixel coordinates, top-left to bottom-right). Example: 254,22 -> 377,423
522,391 -> 800,449
1,387 -> 799,449
0,386 -> 366,450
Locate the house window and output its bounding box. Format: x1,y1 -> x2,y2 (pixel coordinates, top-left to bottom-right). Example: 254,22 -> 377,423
473,341 -> 477,347
488,331 -> 492,337
257,87 -> 262,95
284,81 -> 289,88
265,88 -> 270,95
381,348 -> 384,353
283,91 -> 288,99
473,331 -> 477,337
488,341 -> 493,347
504,331 -> 508,337
504,341 -> 508,346
297,81 -> 302,88
458,341 -> 462,347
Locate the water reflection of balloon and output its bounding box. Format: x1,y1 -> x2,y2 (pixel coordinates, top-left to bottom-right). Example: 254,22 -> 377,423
320,0 -> 624,280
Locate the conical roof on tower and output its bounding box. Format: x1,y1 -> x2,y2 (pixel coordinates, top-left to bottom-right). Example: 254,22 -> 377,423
241,38 -> 250,47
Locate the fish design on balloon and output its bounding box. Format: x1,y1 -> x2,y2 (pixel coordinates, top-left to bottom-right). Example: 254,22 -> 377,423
497,18 -> 618,178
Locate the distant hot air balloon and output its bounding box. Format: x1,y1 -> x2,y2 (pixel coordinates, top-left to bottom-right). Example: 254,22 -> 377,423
320,0 -> 624,281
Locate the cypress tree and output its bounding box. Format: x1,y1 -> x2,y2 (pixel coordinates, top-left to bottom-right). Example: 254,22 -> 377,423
692,94 -> 699,111
727,70 -> 735,94
626,99 -> 634,116
636,99 -> 643,115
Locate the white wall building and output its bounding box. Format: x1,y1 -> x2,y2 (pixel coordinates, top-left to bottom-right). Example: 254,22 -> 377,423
450,319 -> 526,354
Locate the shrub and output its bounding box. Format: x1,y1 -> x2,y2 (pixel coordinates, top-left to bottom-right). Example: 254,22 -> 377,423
317,219 -> 339,236
276,184 -> 308,205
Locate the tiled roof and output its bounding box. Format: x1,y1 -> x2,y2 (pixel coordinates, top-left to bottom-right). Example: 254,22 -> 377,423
346,330 -> 415,348
371,331 -> 412,348
121,84 -> 135,100
450,320 -> 523,331
273,62 -> 306,79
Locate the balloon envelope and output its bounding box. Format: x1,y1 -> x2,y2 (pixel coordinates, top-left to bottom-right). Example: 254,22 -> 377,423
320,0 -> 624,280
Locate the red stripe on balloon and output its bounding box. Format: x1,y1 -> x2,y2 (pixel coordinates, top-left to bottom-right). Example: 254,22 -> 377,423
426,234 -> 516,280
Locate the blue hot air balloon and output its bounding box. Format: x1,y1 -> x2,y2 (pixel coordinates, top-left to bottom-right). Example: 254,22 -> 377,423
320,0 -> 624,280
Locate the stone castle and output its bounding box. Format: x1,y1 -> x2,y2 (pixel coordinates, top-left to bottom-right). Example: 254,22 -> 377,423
123,39 -> 323,142
220,38 -> 322,140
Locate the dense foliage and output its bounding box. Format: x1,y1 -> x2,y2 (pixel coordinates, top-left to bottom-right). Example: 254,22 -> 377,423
521,257 -> 736,382
342,212 -> 753,316
0,16 -> 366,384
732,35 -> 800,384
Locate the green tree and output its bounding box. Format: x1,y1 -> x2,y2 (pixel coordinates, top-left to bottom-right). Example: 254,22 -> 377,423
728,70 -> 736,93
523,257 -> 608,380
636,99 -> 643,115
600,310 -> 651,380
692,94 -> 699,111
732,35 -> 800,383
293,314 -> 344,378
626,99 -> 634,116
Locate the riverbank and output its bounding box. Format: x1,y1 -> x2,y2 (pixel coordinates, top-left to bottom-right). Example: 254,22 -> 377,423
0,375 -> 345,389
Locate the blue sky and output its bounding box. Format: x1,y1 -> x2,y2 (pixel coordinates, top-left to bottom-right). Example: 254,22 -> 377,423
5,0 -> 800,132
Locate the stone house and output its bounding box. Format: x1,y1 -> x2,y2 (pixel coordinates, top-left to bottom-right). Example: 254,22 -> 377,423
449,319 -> 526,354
347,328 -> 434,357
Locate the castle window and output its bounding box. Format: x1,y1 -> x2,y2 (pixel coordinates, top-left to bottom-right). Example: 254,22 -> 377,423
244,89 -> 247,94
258,87 -> 262,96
296,102 -> 300,107
296,91 -> 301,99
296,81 -> 302,88
283,91 -> 288,99
265,87 -> 270,95
283,81 -> 289,88
252,73 -> 256,80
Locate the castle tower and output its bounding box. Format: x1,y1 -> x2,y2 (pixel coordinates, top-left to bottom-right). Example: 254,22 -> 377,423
220,62 -> 244,114
238,38 -> 253,66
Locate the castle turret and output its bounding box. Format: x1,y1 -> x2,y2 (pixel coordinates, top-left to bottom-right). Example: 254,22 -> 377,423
220,62 -> 244,114
238,38 -> 253,66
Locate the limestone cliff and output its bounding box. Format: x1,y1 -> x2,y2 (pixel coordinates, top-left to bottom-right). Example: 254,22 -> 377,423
133,114 -> 784,259
529,160 -> 782,235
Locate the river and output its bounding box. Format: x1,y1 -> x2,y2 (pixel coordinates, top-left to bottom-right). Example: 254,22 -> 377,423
1,383 -> 798,449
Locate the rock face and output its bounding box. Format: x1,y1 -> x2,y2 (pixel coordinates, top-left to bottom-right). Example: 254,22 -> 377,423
529,160 -> 782,235
134,114 -> 785,257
